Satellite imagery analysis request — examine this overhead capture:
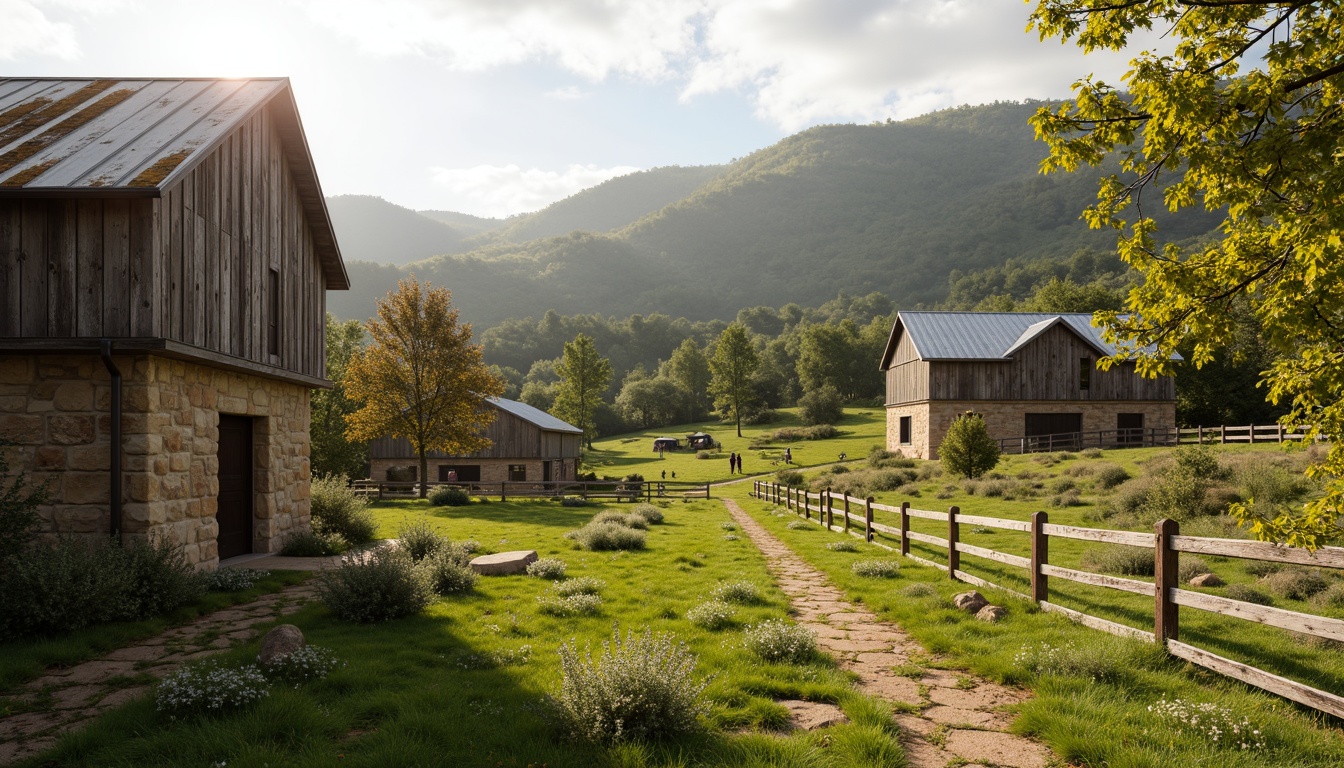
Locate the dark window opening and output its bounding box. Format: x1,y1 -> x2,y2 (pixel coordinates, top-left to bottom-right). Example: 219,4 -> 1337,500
1079,357 -> 1091,391
899,416 -> 912,445
268,268 -> 280,357
509,464 -> 527,482
386,465 -> 417,482
438,465 -> 481,482
1118,413 -> 1144,445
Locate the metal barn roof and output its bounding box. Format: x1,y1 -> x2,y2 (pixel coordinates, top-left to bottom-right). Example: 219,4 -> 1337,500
880,311 -> 1178,369
0,77 -> 347,289
488,397 -> 583,434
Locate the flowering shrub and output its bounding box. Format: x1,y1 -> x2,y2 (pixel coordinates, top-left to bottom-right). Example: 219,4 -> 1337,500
720,522 -> 737,531
424,550 -> 477,595
712,581 -> 762,605
852,560 -> 900,578
263,645 -> 344,685
537,593 -> 603,617
554,628 -> 709,742
554,576 -> 604,597
156,661 -> 270,719
686,599 -> 734,630
1150,697 -> 1265,750
526,558 -> 568,580
317,547 -> 433,623
826,540 -> 859,552
203,568 -> 267,592
743,620 -> 816,663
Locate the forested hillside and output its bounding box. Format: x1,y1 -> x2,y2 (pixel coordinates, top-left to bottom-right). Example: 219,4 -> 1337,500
326,195 -> 468,265
325,101 -> 1222,326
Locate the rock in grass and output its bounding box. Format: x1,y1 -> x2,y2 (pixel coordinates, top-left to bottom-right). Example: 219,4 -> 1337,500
975,605 -> 1006,622
1189,572 -> 1225,587
952,590 -> 988,614
258,624 -> 305,667
470,550 -> 538,576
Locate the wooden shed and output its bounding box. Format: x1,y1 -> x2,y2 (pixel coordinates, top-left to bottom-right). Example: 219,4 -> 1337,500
879,312 -> 1177,459
0,78 -> 348,567
368,397 -> 583,484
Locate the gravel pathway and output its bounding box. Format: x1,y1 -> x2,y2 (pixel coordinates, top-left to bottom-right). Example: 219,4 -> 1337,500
0,581 -> 319,766
723,498 -> 1055,768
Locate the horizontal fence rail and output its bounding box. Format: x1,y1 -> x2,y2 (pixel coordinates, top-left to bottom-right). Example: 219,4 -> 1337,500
751,479 -> 1344,720
995,423 -> 1328,454
352,479 -> 711,501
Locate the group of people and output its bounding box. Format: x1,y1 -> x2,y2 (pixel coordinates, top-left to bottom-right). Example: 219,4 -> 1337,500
728,452 -> 743,474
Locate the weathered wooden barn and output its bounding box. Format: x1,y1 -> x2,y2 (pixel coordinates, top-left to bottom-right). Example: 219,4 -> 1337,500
0,78 -> 348,567
368,397 -> 583,484
879,312 -> 1176,459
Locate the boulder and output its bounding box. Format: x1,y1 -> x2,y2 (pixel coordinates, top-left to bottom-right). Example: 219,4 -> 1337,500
1190,572 -> 1224,587
257,624 -> 305,667
952,590 -> 988,614
975,605 -> 1006,623
469,550 -> 539,575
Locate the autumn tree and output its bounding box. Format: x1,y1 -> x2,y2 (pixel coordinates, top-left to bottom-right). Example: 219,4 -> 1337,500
553,334 -> 612,449
310,315 -> 368,479
710,323 -> 760,437
344,278 -> 503,498
665,338 -> 712,423
1029,2 -> 1344,547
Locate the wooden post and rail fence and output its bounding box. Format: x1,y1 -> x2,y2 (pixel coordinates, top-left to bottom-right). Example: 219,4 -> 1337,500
351,479 -> 711,502
751,479 -> 1344,720
995,423 -> 1323,455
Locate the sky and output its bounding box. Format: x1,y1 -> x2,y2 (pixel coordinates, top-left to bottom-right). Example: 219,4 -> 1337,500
0,0 -> 1157,218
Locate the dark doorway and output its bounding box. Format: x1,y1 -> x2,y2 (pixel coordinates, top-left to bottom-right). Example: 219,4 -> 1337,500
543,461 -> 552,482
1024,413 -> 1083,451
1118,413 -> 1145,445
217,415 -> 253,560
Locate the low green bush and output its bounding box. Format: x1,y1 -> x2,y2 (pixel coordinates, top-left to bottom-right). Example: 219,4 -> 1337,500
1243,559 -> 1283,578
900,583 -> 936,598
1263,568 -> 1328,600
785,520 -> 811,531
281,530 -> 345,557
261,645 -> 344,685
537,593 -> 603,617
428,486 -> 472,507
424,550 -> 477,595
1080,545 -> 1155,577
826,540 -> 859,552
851,559 -> 900,578
711,581 -> 763,604
1013,635 -> 1166,683
0,439 -> 47,561
798,384 -> 843,426
1178,556 -> 1212,582
631,503 -> 664,525
1313,582 -> 1344,609
554,576 -> 604,597
554,628 -> 709,743
743,619 -> 816,663
686,599 -> 735,630
776,469 -> 804,487
592,510 -> 648,530
310,474 -> 377,546
1224,584 -> 1274,605
317,547 -> 433,623
868,446 -> 916,469
1094,463 -> 1130,489
526,557 -> 568,580
118,536 -> 205,619
398,520 -> 446,562
566,522 -> 647,551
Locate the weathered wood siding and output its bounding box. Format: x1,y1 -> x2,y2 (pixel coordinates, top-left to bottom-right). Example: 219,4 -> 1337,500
369,407 -> 583,461
0,103 -> 326,381
884,330 -> 929,404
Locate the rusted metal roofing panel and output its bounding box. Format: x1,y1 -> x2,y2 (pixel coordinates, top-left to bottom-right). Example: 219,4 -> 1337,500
0,77 -> 348,290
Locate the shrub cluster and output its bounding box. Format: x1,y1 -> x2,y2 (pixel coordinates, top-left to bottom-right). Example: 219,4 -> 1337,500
798,384 -> 844,426
775,469 -> 805,487
0,440 -> 47,560
554,628 -> 709,743
1178,557 -> 1212,582
593,510 -> 649,530
555,576 -> 605,597
399,520 -> 447,561
743,620 -> 816,662
711,581 -> 763,604
156,661 -> 270,719
262,645 -> 345,684
1094,463 -> 1131,489
851,559 -> 900,578
566,521 -> 647,551
1080,545 -> 1155,577
0,536 -> 202,640
868,446 -> 916,469
527,557 -> 568,580
538,593 -> 603,617
281,530 -> 345,557
424,549 -> 477,595
1263,568 -> 1328,601
429,486 -> 472,507
785,520 -> 811,531
310,474 -> 377,547
686,599 -> 735,629
317,547 -> 433,623
631,504 -> 664,525
1224,584 -> 1274,605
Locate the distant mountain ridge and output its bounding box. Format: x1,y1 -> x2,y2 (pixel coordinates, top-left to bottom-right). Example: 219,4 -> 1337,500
326,101 -> 1221,327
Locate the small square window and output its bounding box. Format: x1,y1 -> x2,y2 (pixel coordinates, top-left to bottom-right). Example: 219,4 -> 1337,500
508,464 -> 526,482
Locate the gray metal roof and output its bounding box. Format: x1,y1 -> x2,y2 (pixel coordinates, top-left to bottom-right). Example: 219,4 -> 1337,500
0,77 -> 347,289
488,397 -> 583,434
881,311 -> 1176,368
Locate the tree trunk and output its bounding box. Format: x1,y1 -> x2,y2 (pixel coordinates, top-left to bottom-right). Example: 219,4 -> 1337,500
418,449 -> 428,498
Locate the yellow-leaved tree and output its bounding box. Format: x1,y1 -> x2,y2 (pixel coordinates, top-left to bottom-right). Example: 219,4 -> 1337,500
344,278 -> 504,498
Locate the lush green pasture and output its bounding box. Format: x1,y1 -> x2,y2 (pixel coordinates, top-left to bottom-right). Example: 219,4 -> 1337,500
25,498 -> 904,768
720,465 -> 1344,767
585,407 -> 887,483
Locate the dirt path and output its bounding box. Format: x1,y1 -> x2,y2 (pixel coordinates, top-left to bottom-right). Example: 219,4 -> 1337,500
722,498 -> 1055,768
0,581 -> 320,766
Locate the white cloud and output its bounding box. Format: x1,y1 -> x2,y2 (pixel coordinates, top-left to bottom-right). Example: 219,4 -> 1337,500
544,85 -> 589,101
429,162 -> 642,218
0,1 -> 81,60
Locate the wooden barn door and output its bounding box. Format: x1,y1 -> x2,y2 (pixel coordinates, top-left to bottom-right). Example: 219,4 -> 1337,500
217,415 -> 253,560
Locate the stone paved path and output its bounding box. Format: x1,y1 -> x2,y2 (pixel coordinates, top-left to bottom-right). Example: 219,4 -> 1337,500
723,498 -> 1055,768
0,581 -> 319,766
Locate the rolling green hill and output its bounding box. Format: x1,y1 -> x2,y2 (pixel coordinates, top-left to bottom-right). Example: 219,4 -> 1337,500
325,101 -> 1221,326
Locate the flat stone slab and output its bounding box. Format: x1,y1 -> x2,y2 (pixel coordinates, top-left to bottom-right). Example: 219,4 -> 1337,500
470,550 -> 538,575
943,729 -> 1050,768
779,699 -> 849,731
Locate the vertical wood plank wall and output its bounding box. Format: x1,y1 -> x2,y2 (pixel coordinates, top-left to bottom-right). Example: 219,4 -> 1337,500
368,409 -> 584,462
0,103 -> 327,381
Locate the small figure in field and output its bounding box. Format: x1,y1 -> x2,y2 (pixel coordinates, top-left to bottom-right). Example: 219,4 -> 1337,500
671,471 -> 677,479
729,452 -> 737,474
735,454 -> 743,473
784,448 -> 792,464
661,469 -> 666,480
838,452 -> 846,462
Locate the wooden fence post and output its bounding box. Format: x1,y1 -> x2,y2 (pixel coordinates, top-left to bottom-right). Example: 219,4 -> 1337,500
825,488 -> 834,529
501,481 -> 507,502
1197,425 -> 1203,444
843,494 -> 851,533
705,482 -> 711,499
865,497 -> 874,542
948,505 -> 960,579
1155,518 -> 1180,643
899,501 -> 910,556
1031,511 -> 1048,604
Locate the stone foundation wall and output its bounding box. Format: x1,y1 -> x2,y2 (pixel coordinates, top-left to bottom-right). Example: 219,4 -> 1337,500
368,457 -> 579,485
0,354 -> 311,569
888,400 -> 1176,460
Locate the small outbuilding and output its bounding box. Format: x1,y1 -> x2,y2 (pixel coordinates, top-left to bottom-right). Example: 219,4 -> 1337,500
879,312 -> 1177,459
0,77 -> 348,567
652,437 -> 680,452
368,397 -> 583,484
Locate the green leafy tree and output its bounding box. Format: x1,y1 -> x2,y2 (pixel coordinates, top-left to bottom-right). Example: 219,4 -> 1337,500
615,376 -> 682,429
709,324 -> 760,437
938,412 -> 1000,480
1018,278 -> 1124,313
798,385 -> 844,426
666,338 -> 712,422
344,278 -> 505,498
553,334 -> 613,449
1029,1 -> 1344,546
310,315 -> 369,479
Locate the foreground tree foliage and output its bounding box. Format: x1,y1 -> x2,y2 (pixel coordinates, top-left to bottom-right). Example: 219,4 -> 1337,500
310,316 -> 368,479
344,278 -> 503,497
709,324 -> 760,438
553,334 -> 613,449
1030,1 -> 1344,546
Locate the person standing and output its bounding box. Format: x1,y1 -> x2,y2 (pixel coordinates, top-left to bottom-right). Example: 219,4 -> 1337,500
729,452 -> 737,474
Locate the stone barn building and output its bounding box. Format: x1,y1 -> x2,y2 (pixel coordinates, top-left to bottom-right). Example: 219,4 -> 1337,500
369,397 -> 583,485
879,312 -> 1176,459
0,78 -> 348,567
